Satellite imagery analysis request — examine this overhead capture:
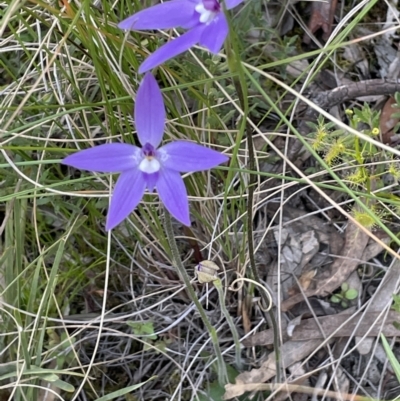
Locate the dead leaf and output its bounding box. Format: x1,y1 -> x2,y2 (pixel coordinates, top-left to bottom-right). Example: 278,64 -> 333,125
298,269 -> 317,291
379,96 -> 400,144
242,310 -> 400,346
287,314 -> 304,338
268,221 -> 320,300
287,269 -> 317,297
342,44 -> 369,77
303,0 -> 338,44
374,3 -> 400,78
281,222 -> 369,311
290,310 -> 400,341
356,256 -> 400,354
362,233 -> 390,261
234,339 -> 321,385
286,59 -> 310,79
242,320 -> 289,347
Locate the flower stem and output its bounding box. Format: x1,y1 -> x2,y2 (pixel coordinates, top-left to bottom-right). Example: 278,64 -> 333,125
164,210 -> 227,384
213,278 -> 242,370
224,12 -> 281,381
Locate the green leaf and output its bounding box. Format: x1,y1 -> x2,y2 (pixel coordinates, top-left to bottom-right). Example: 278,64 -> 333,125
50,379 -> 75,392
331,295 -> 341,303
198,380 -> 225,401
154,340 -> 169,354
392,321 -> 400,330
392,294 -> 400,313
0,367 -> 51,382
345,289 -> 358,300
198,365 -> 241,401
341,282 -> 349,292
0,366 -> 86,382
39,373 -> 59,382
127,321 -> 157,340
95,377 -> 156,401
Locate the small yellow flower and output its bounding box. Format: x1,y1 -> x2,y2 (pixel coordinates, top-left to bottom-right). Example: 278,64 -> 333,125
345,109 -> 353,116
371,127 -> 380,136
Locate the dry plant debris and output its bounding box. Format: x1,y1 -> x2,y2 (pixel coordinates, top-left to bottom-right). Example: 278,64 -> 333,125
379,96 -> 400,144
281,220 -> 370,311
223,382 -> 378,401
242,311 -> 400,345
303,0 -> 338,44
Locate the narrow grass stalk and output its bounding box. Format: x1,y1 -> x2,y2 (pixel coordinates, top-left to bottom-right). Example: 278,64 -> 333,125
381,333 -> 400,382
213,278 -> 242,370
164,210 -> 227,384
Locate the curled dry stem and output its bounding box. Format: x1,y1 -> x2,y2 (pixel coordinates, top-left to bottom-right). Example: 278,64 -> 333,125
229,277 -> 273,312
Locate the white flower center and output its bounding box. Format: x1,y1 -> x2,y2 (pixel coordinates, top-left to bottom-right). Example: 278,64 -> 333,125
139,157 -> 161,174
195,3 -> 217,24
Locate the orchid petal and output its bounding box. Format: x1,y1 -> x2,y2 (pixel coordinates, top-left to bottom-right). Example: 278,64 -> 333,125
62,144 -> 140,172
225,0 -> 244,10
106,169 -> 146,230
182,13 -> 202,29
159,141 -> 229,172
157,169 -> 190,225
135,73 -> 165,148
199,14 -> 228,53
118,0 -> 196,30
143,172 -> 159,192
138,26 -> 204,73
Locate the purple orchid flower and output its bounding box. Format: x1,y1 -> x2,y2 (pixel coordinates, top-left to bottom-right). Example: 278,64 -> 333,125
118,0 -> 244,73
62,73 -> 228,230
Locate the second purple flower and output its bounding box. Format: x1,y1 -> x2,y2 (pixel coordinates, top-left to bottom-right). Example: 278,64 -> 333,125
118,0 -> 244,73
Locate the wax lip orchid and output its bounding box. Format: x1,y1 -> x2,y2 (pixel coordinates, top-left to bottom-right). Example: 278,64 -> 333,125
62,73 -> 229,230
118,0 -> 244,73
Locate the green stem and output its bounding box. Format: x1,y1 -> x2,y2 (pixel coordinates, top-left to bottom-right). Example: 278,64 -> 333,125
164,210 -> 227,384
224,12 -> 281,381
214,278 -> 242,370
